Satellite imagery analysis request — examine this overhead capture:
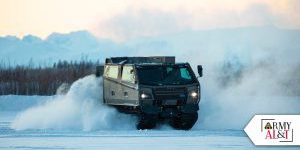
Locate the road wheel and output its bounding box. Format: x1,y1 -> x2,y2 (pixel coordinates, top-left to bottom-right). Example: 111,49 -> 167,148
136,114 -> 157,130
170,113 -> 198,130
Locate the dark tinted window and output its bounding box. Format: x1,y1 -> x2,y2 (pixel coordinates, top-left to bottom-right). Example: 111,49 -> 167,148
136,65 -> 195,85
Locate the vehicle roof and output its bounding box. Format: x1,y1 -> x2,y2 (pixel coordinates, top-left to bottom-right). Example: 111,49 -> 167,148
134,62 -> 189,66
105,56 -> 176,64
105,62 -> 190,66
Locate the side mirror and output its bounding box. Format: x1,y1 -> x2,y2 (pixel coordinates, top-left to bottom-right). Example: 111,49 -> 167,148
197,65 -> 203,77
96,66 -> 103,77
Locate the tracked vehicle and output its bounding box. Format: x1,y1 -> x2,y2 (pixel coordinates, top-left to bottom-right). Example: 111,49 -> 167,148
96,56 -> 203,130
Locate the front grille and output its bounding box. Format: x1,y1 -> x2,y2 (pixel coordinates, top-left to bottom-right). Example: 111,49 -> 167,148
153,87 -> 187,106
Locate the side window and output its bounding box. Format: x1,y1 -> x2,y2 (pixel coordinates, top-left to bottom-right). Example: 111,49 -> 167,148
105,65 -> 119,79
180,68 -> 192,79
104,66 -> 109,77
121,66 -> 135,83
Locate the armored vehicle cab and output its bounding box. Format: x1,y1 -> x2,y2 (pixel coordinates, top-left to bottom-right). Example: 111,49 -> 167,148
97,56 -> 203,130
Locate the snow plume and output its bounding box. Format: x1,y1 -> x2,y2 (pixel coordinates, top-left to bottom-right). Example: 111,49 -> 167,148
11,75 -> 136,131
194,52 -> 300,130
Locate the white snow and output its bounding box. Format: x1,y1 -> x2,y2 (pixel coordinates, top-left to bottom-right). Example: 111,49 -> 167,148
10,75 -> 136,131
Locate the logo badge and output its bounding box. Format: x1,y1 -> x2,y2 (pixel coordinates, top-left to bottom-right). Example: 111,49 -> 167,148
244,115 -> 300,145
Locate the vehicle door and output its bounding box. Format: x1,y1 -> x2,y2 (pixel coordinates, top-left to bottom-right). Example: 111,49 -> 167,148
120,65 -> 139,106
103,65 -> 122,104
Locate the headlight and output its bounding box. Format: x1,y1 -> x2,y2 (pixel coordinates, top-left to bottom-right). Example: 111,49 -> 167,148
190,91 -> 198,98
140,88 -> 153,100
141,93 -> 149,99
187,88 -> 199,104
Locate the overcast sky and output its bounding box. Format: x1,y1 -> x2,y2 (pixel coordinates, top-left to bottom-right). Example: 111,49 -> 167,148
1,0 -> 299,41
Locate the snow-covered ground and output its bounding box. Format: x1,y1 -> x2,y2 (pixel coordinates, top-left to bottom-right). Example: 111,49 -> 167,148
0,75 -> 299,149
1,111 -> 299,150
4,99 -> 243,150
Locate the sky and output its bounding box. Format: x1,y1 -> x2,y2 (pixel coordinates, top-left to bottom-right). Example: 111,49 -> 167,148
0,0 -> 300,41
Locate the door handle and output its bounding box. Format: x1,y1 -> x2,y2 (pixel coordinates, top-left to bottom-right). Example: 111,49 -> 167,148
111,91 -> 115,96
124,92 -> 128,97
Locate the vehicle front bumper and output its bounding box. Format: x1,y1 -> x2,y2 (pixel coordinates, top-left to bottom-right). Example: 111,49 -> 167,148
140,103 -> 199,117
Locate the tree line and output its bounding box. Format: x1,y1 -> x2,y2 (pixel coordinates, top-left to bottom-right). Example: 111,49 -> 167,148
0,60 -> 103,95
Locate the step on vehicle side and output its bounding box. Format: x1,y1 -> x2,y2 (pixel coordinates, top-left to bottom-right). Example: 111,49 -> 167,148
96,56 -> 203,130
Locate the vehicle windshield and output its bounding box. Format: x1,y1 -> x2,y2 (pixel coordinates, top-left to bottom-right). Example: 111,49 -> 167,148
136,65 -> 196,85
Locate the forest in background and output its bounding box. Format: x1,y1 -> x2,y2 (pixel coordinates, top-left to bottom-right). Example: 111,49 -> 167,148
0,60 -> 103,95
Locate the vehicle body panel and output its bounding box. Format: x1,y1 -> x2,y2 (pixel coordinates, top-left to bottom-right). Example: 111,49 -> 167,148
103,62 -> 200,114
99,56 -> 202,129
